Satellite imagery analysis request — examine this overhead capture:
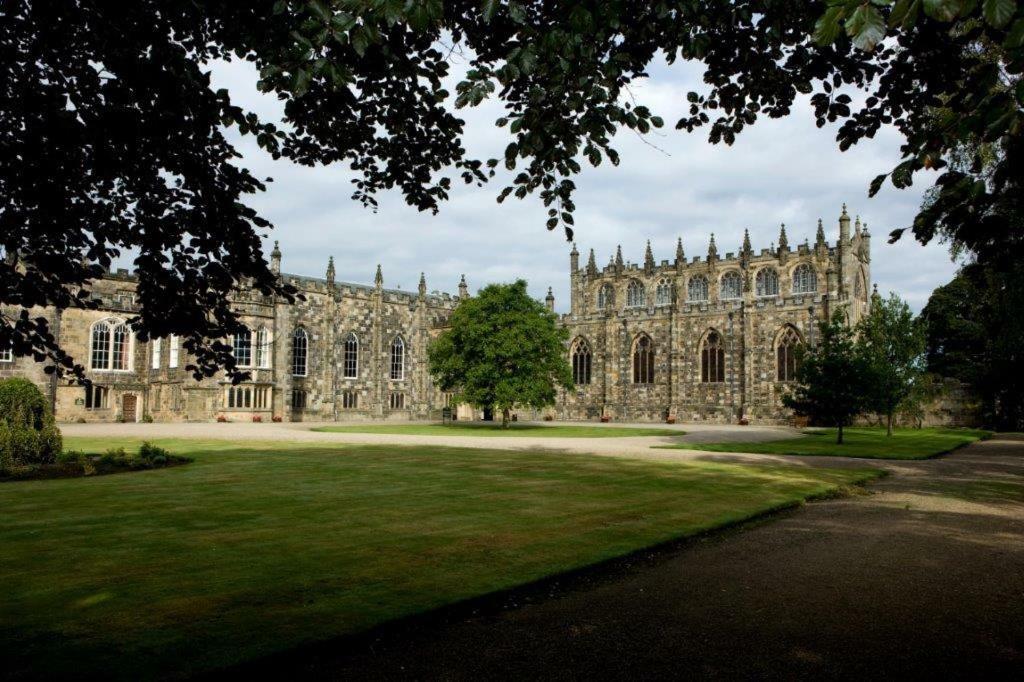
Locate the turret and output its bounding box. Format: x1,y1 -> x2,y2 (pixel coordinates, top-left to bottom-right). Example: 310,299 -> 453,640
570,243 -> 579,274
643,240 -> 655,274
270,240 -> 282,275
839,203 -> 851,244
860,223 -> 871,262
545,287 -> 555,311
458,274 -> 468,299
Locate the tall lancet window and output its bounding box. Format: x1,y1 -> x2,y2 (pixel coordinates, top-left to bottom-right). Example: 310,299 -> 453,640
390,336 -> 405,380
571,338 -> 592,385
632,334 -> 655,384
344,333 -> 359,378
776,326 -> 803,382
655,279 -> 672,306
291,328 -> 308,377
701,331 -> 725,383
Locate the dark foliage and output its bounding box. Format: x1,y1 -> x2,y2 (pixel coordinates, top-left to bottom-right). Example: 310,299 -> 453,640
0,378 -> 61,466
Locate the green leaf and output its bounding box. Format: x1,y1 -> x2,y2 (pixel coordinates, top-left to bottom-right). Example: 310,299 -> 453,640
983,0 -> 1017,27
848,4 -> 887,51
889,0 -> 921,27
481,0 -> 500,23
814,5 -> 847,45
922,0 -> 962,21
1005,17 -> 1024,46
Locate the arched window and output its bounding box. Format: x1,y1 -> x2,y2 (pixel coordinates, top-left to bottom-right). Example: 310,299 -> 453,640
344,333 -> 359,378
688,275 -> 709,303
90,319 -> 133,370
571,338 -> 592,385
701,331 -> 725,383
390,336 -> 405,380
792,264 -> 817,294
777,326 -> 803,382
626,280 -> 645,308
597,283 -> 613,310
255,327 -> 271,369
655,279 -> 672,306
291,328 -> 308,377
632,334 -> 655,384
232,329 -> 252,368
720,271 -> 742,300
756,268 -> 780,297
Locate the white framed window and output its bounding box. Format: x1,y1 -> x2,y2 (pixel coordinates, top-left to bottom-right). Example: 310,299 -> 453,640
792,263 -> 817,294
85,384 -> 109,409
0,345 -> 12,363
756,268 -> 780,297
255,327 -> 272,369
720,271 -> 742,300
292,327 -> 308,377
232,330 -> 252,367
344,333 -> 359,378
89,319 -> 133,371
390,336 -> 405,380
151,338 -> 161,369
688,276 -> 709,303
655,279 -> 672,306
626,280 -> 645,308
169,335 -> 179,369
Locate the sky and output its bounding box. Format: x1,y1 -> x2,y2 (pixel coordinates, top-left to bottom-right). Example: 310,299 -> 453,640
209,53 -> 958,313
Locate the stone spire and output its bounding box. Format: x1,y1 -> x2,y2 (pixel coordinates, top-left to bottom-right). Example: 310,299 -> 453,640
545,286 -> 555,311
570,242 -> 579,273
777,223 -> 789,263
586,248 -> 597,276
707,233 -> 718,262
325,256 -> 335,287
675,237 -> 685,268
418,272 -> 426,299
643,240 -> 655,274
615,244 -> 624,270
270,240 -> 282,275
740,229 -> 753,263
815,218 -> 828,254
374,263 -> 383,288
839,203 -> 851,244
458,274 -> 468,299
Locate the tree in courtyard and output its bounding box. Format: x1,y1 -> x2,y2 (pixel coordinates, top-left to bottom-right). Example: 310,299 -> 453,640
783,310 -> 870,444
0,378 -> 62,469
428,280 -> 571,427
856,291 -> 927,436
4,1 -> 1023,378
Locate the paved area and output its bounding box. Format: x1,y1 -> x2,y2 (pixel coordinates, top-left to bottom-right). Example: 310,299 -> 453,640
216,434 -> 1024,679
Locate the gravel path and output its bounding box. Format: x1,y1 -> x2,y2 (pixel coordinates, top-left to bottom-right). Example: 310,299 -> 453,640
216,433 -> 1024,679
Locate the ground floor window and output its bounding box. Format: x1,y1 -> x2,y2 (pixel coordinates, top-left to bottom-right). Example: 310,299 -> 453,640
226,385 -> 270,410
0,345 -> 13,362
389,392 -> 405,409
291,389 -> 308,410
85,384 -> 108,409
342,391 -> 357,409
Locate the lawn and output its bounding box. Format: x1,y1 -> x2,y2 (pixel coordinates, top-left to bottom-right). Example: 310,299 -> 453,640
661,427 -> 990,460
313,422 -> 684,437
1,437 -> 880,679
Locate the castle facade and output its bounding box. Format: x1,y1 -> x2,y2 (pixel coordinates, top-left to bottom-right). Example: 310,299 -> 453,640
1,207 -> 870,424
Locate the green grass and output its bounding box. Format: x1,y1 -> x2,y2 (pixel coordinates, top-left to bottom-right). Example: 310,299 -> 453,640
1,436 -> 880,679
660,427 -> 991,460
313,422 -> 684,437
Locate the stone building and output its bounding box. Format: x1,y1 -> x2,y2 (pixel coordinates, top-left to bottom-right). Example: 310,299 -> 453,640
555,205 -> 871,423
1,206 -> 871,425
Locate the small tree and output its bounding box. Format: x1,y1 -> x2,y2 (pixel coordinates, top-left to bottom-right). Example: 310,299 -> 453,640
0,378 -> 62,466
428,280 -> 572,428
783,310 -> 869,445
857,292 -> 928,436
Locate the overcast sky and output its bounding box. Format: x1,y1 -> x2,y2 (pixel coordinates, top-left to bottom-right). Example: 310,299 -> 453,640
209,54 -> 958,312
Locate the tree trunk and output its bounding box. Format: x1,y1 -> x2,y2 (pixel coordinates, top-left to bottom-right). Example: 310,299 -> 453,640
502,407 -> 510,429
837,422 -> 844,445
886,412 -> 894,437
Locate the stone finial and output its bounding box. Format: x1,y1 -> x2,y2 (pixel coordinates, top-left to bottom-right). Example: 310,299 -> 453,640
615,245 -> 624,269
586,248 -> 597,276
458,274 -> 468,298
418,272 -> 427,298
815,218 -> 827,252
778,223 -> 789,251
839,203 -> 851,243
854,215 -> 862,239
707,233 -> 718,261
675,237 -> 685,266
374,263 -> 383,287
570,242 -> 579,273
270,240 -> 282,275
325,256 -> 335,286
643,240 -> 655,274
545,286 -> 555,311
741,229 -> 753,262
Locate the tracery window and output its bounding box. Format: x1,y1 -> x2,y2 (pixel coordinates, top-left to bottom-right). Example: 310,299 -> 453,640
390,336 -> 405,380
792,264 -> 817,294
626,280 -> 645,308
701,331 -> 725,383
720,271 -> 742,300
756,268 -> 780,297
344,333 -> 359,378
255,327 -> 271,369
776,326 -> 803,382
90,319 -> 133,370
292,327 -> 308,377
597,283 -> 613,310
232,329 -> 252,368
632,334 -> 655,384
688,275 -> 709,303
655,279 -> 672,306
571,338 -> 592,385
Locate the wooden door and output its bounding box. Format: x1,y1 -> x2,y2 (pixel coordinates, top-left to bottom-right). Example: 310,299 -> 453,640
122,394 -> 137,422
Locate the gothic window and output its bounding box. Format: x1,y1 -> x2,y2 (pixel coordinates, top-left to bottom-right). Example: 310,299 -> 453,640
792,263 -> 817,294
632,334 -> 655,384
597,283 -> 613,310
701,331 -> 725,383
776,326 -> 803,382
168,335 -> 179,369
291,327 -> 308,377
720,271 -> 742,300
626,280 -> 645,308
390,336 -> 405,380
255,327 -> 271,369
151,338 -> 161,369
344,333 -> 359,378
655,279 -> 672,306
232,329 -> 252,368
571,338 -> 592,385
688,275 -> 709,303
755,268 -> 780,297
90,319 -> 133,370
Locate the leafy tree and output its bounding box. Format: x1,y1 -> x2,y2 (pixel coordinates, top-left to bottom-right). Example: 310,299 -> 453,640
4,1 -> 1023,378
784,310 -> 870,444
428,280 -> 571,427
856,291 -> 927,435
0,378 -> 62,467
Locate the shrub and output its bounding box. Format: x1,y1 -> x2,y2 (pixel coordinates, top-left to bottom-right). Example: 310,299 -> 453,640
99,447 -> 130,466
272,415 -> 282,423
0,378 -> 48,430
56,449 -> 88,475
216,415 -> 228,423
252,415 -> 262,423
0,378 -> 63,466
142,414 -> 154,423
138,441 -> 171,463
76,416 -> 87,424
